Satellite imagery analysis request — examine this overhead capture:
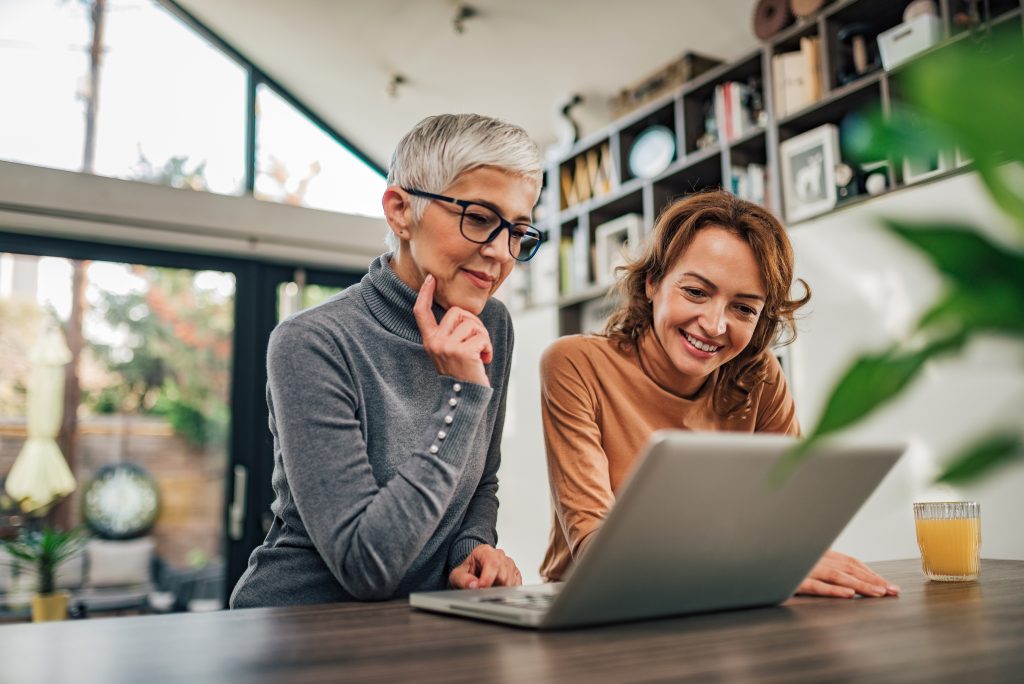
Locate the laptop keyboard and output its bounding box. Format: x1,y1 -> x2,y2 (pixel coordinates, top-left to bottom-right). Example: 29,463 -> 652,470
476,592 -> 556,611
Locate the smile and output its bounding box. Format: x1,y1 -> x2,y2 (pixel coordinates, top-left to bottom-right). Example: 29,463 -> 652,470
682,331 -> 721,354
461,268 -> 496,289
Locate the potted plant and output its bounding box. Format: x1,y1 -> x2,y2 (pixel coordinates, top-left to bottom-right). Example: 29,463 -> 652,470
2,527 -> 84,622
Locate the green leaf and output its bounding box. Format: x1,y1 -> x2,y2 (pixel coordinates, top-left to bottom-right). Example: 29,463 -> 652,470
917,286 -> 1024,337
775,332 -> 967,480
883,220 -> 1024,337
884,220 -> 1024,290
936,433 -> 1024,485
907,34 -> 1024,167
903,33 -> 1024,226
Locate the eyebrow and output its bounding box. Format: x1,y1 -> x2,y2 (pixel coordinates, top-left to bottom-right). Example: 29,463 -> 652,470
681,271 -> 765,302
466,198 -> 532,224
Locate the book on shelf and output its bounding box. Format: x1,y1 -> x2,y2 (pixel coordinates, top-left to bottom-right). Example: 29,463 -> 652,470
573,224 -> 590,292
771,36 -> 822,118
730,163 -> 767,206
560,166 -> 577,209
559,237 -> 574,296
713,81 -> 756,144
560,142 -> 616,210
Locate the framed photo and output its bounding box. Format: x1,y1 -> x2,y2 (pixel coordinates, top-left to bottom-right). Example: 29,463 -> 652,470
903,147 -> 950,184
594,213 -> 643,286
780,123 -> 840,223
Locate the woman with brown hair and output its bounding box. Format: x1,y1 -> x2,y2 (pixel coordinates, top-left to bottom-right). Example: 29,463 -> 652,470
540,189 -> 898,598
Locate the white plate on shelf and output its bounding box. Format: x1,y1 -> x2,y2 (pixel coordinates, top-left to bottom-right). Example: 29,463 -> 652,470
629,125 -> 675,179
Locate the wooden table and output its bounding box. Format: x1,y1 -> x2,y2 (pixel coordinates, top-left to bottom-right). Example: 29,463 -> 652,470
1,559 -> 1021,683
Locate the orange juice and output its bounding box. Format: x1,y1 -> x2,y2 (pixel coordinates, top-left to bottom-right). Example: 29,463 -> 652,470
915,516 -> 981,581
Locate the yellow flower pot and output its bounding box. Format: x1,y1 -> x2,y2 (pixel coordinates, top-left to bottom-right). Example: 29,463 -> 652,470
31,592 -> 69,622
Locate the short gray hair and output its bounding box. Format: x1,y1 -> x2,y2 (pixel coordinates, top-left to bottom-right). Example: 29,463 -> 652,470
384,113 -> 543,251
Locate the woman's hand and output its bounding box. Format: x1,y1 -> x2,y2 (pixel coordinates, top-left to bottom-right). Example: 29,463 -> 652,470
797,549 -> 900,598
449,544 -> 522,590
413,274 -> 492,387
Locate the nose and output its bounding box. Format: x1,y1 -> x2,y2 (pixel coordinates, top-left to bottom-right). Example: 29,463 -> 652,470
699,304 -> 727,337
479,233 -> 514,264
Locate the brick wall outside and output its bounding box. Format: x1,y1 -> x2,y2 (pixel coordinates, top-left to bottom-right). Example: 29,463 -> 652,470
0,415 -> 225,570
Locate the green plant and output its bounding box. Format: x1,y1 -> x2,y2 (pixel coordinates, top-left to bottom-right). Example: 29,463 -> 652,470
2,527 -> 85,595
780,30 -> 1024,484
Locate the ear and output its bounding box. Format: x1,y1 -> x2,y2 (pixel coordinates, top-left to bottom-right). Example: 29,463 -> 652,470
382,186 -> 413,241
644,274 -> 656,302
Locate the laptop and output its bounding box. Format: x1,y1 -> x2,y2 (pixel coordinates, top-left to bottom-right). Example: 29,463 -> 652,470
409,430 -> 904,629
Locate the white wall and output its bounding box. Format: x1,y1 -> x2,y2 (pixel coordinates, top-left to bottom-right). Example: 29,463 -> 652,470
496,306 -> 558,584
789,171 -> 1024,562
501,170 -> 1024,579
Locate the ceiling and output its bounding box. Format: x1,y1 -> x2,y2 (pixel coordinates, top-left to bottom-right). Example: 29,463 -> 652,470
175,0 -> 761,171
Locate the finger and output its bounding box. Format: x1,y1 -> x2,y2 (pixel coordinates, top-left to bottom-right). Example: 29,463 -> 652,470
449,561 -> 479,590
476,552 -> 501,589
511,568 -> 523,587
848,558 -> 899,593
493,561 -> 510,587
797,578 -> 856,598
450,569 -> 477,590
413,275 -> 439,336
815,566 -> 887,597
827,552 -> 894,595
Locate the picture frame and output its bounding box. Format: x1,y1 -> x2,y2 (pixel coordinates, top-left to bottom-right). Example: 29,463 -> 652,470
902,147 -> 950,184
780,123 -> 840,223
594,213 -> 643,286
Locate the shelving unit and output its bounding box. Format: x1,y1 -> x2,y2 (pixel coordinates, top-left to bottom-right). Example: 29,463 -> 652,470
530,0 -> 1022,336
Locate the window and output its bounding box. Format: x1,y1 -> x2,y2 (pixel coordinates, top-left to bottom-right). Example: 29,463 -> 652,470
1,0 -> 381,213
1,251 -> 234,615
255,84 -> 386,218
92,0 -> 247,194
0,0 -> 91,172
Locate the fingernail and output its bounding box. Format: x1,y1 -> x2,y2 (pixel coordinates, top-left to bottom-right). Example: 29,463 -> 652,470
887,584 -> 901,595
874,586 -> 887,596
468,580 -> 478,589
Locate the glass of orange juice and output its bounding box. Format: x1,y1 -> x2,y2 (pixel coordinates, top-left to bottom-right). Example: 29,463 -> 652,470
913,501 -> 981,581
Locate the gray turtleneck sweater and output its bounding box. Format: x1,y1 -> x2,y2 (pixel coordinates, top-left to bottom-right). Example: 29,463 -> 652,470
229,254 -> 512,607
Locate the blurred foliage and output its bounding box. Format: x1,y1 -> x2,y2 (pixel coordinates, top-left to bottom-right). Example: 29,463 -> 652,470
779,30 -> 1024,484
1,526 -> 85,595
88,266 -> 234,447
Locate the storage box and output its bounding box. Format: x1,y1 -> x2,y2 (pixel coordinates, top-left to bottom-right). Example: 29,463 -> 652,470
878,14 -> 943,70
611,52 -> 722,118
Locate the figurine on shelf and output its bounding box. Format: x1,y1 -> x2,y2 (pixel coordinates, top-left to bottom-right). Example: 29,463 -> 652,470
836,22 -> 881,85
696,99 -> 719,149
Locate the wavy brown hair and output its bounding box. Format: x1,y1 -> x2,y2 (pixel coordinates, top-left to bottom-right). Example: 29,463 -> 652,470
604,189 -> 811,417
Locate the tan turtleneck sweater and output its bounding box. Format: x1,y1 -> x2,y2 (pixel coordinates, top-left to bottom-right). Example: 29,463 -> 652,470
539,331 -> 800,582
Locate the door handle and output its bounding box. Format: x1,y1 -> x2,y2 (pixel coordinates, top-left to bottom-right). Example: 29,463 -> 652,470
229,465 -> 247,540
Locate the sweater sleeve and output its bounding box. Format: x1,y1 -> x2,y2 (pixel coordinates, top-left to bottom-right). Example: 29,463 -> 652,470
445,321 -> 513,572
267,318 -> 493,601
540,337 -> 616,560
754,353 -> 801,436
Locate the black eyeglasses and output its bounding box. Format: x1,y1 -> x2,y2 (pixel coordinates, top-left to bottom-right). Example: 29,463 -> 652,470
403,188 -> 546,262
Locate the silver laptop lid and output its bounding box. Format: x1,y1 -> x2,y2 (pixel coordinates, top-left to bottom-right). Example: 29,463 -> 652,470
541,431 -> 903,628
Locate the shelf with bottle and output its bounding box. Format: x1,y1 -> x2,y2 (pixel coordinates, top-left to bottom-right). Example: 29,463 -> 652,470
538,0 -> 1022,337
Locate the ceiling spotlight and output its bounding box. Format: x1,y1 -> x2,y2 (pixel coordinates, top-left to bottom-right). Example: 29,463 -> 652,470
387,73 -> 406,98
453,4 -> 478,34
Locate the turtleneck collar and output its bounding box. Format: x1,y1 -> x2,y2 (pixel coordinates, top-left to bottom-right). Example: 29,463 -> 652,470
636,327 -> 717,400
360,253 -> 444,343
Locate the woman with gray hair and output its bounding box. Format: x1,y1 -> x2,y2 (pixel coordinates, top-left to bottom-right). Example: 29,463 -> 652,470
230,114 -> 544,607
